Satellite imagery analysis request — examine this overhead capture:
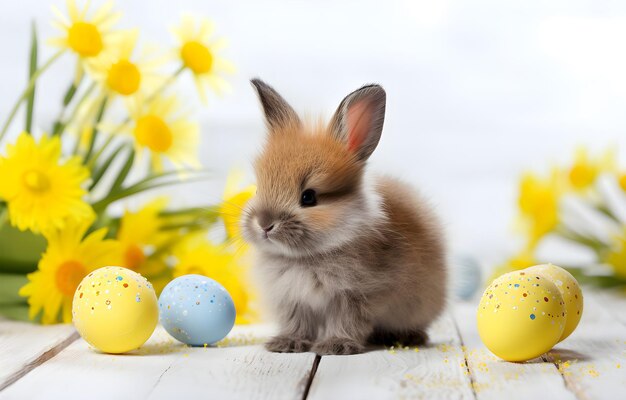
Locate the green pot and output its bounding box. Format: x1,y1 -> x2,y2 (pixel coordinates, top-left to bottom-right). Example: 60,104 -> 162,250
0,223 -> 46,273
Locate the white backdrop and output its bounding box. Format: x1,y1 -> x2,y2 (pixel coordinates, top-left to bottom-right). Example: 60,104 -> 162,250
1,0 -> 626,270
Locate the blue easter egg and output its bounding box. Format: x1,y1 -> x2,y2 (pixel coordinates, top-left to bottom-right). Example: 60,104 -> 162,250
158,275 -> 236,346
453,255 -> 482,301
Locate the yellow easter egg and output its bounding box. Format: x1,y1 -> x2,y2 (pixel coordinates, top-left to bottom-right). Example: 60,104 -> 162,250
477,270 -> 566,361
525,264 -> 583,342
72,266 -> 158,354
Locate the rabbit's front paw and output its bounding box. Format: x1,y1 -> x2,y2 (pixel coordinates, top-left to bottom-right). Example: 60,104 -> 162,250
312,337 -> 364,355
265,335 -> 312,353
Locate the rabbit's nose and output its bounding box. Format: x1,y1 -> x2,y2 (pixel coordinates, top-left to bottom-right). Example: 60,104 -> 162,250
257,211 -> 275,233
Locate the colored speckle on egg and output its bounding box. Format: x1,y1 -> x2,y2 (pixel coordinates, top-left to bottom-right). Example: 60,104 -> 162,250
514,284 -> 520,288
530,314 -> 536,320
123,283 -> 128,288
116,276 -> 123,281
544,297 -> 549,302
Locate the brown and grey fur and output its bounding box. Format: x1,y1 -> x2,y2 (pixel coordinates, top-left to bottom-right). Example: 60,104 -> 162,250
242,79 -> 447,355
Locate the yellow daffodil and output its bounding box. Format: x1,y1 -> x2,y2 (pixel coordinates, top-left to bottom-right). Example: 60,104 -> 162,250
115,94 -> 199,171
567,147 -> 615,191
171,15 -> 234,102
606,231 -> 626,280
173,236 -> 259,324
49,0 -> 121,67
0,133 -> 93,233
518,170 -> 563,245
220,170 -> 256,241
489,246 -> 537,284
19,220 -> 121,324
117,198 -> 172,280
618,174 -> 626,192
87,29 -> 163,99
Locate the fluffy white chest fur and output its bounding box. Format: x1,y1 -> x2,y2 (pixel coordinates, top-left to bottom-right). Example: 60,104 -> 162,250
255,256 -> 343,313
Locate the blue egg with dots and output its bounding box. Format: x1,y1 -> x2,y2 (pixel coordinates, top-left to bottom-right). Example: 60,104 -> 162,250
158,275 -> 236,346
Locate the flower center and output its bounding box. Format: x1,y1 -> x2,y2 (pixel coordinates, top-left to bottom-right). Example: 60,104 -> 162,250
68,22 -> 103,57
124,244 -> 146,271
22,170 -> 51,194
55,260 -> 87,297
569,164 -> 595,189
106,59 -> 141,95
181,41 -> 214,74
134,115 -> 173,152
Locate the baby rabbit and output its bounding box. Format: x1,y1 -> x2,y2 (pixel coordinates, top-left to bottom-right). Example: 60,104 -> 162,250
242,79 -> 447,355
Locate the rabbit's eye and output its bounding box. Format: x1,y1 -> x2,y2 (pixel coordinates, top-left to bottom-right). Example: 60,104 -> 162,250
301,189 -> 317,207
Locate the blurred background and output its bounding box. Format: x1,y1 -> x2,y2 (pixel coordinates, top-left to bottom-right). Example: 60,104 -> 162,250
1,0 -> 625,273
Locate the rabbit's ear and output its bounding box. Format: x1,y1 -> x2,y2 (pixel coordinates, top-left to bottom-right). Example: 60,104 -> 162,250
329,84 -> 386,161
251,78 -> 301,132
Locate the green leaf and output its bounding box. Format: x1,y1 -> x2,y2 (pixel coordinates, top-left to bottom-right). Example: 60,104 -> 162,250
88,143 -> 126,191
25,22 -> 38,134
0,273 -> 28,305
159,206 -> 219,217
0,223 -> 46,274
92,171 -> 211,213
0,304 -> 31,322
109,147 -> 135,193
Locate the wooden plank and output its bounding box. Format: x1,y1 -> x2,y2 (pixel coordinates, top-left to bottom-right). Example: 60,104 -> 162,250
0,324 -> 317,400
544,289 -> 626,400
595,289 -> 626,326
452,302 -> 576,400
0,319 -> 77,391
307,313 -> 475,400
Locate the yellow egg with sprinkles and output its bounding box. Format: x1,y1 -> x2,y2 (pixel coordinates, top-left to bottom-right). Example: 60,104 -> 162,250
525,264 -> 583,342
72,266 -> 158,354
477,270 -> 566,362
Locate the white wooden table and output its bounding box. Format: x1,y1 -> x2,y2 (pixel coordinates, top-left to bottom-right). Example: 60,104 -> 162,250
1,289 -> 625,400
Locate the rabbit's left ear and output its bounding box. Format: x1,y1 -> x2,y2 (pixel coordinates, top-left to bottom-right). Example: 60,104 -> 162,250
329,84 -> 386,161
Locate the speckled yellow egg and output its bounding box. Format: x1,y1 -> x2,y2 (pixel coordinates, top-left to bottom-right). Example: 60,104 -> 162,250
477,270 -> 566,361
72,266 -> 158,354
525,264 -> 583,342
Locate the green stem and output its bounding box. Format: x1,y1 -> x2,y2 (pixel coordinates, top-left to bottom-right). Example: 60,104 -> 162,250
56,81 -> 97,138
83,96 -> 108,160
91,172 -> 210,213
85,134 -> 115,169
159,206 -> 219,217
52,75 -> 83,135
25,22 -> 38,134
88,143 -> 125,191
109,147 -> 135,193
0,50 -> 63,143
148,65 -> 185,102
